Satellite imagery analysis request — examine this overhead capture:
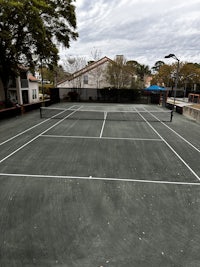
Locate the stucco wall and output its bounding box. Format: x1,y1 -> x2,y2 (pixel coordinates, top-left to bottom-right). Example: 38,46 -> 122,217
28,81 -> 39,103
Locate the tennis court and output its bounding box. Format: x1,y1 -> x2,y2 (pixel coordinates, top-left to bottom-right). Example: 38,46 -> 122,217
0,103 -> 200,267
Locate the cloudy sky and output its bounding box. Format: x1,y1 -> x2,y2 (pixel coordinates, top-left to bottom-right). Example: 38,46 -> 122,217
60,0 -> 200,67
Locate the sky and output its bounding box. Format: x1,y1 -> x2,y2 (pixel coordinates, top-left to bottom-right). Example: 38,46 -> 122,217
59,0 -> 200,67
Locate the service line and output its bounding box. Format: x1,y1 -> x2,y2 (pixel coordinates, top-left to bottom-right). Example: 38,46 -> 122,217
41,134 -> 162,142
0,172 -> 200,186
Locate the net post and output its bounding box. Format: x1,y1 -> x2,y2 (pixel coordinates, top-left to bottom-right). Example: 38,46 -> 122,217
170,110 -> 173,122
40,107 -> 42,118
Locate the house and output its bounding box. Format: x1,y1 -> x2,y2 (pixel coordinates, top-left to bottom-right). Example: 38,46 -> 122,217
0,68 -> 39,107
57,56 -> 114,101
58,56 -> 137,101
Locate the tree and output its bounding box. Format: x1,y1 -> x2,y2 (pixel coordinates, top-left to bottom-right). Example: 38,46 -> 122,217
53,65 -> 70,86
136,64 -> 151,81
90,47 -> 102,62
152,61 -> 165,72
151,64 -> 174,87
151,62 -> 200,93
64,56 -> 87,88
105,55 -> 134,89
0,0 -> 78,106
90,48 -> 103,89
126,61 -> 152,88
35,65 -> 69,86
64,56 -> 86,74
178,63 -> 200,92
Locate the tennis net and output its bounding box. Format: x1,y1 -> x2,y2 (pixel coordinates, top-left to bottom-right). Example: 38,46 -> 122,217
40,107 -> 173,122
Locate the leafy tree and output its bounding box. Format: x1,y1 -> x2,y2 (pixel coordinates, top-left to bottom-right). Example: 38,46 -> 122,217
126,60 -> 142,89
152,61 -> 165,72
136,64 -> 151,81
126,60 -> 151,88
151,64 -> 173,87
54,65 -> 70,85
36,65 -> 69,86
0,0 -> 78,106
180,63 -> 200,79
151,62 -> 200,92
179,63 -> 200,91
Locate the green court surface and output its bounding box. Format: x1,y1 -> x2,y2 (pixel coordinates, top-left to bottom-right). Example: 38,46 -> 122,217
0,103 -> 200,267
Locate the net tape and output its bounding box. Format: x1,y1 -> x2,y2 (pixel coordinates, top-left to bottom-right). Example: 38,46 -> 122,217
40,107 -> 173,122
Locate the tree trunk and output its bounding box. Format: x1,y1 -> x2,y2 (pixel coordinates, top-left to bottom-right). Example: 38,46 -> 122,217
1,76 -> 11,107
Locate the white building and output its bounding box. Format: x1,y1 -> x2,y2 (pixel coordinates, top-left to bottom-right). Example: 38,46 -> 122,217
57,56 -> 114,101
0,69 -> 39,106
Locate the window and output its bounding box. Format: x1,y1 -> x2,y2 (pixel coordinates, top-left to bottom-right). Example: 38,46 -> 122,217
83,75 -> 88,84
32,89 -> 37,99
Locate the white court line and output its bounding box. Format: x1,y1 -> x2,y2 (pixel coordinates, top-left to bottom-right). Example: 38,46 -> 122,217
41,134 -> 162,142
143,108 -> 200,153
99,111 -> 107,138
0,118 -> 51,146
68,105 -> 80,110
69,108 -> 170,113
0,107 -> 82,164
0,172 -> 200,186
137,111 -> 200,181
0,105 -> 78,146
162,121 -> 200,153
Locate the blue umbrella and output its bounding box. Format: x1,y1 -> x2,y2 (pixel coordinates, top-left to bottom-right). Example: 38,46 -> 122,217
145,85 -> 167,91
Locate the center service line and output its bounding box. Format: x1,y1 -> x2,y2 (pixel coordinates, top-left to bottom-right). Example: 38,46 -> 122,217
99,111 -> 107,138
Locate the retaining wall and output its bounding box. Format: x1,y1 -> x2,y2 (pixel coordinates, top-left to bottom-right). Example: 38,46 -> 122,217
183,106 -> 200,123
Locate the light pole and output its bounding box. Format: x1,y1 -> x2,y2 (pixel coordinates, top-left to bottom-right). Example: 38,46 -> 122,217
164,54 -> 180,108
